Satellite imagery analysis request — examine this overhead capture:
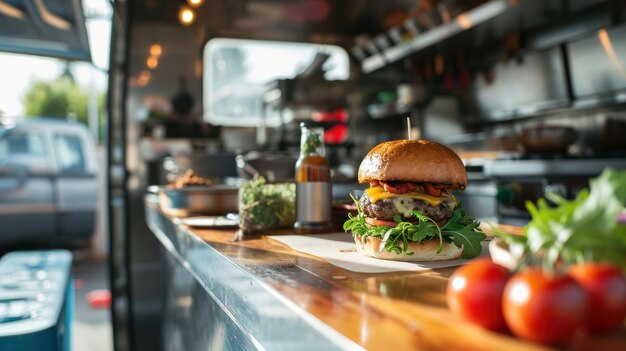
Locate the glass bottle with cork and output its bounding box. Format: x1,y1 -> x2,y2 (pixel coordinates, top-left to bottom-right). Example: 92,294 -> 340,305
294,123 -> 332,233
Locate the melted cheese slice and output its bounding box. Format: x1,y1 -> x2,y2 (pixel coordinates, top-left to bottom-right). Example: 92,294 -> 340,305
365,187 -> 457,207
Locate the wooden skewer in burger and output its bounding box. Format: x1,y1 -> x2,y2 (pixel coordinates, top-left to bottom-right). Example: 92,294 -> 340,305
344,139 -> 486,261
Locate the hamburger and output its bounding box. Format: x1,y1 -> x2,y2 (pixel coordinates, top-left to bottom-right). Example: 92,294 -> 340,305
344,140 -> 485,261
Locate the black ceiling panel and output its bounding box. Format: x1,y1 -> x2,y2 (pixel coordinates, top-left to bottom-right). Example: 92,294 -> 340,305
0,0 -> 91,61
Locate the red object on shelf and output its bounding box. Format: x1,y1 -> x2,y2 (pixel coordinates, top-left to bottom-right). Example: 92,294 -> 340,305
324,124 -> 348,144
311,108 -> 349,144
87,289 -> 112,309
312,109 -> 348,122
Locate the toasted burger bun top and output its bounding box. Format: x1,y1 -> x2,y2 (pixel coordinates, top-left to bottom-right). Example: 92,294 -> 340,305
358,139 -> 467,188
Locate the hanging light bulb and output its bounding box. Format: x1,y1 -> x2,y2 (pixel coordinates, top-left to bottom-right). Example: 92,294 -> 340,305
178,6 -> 195,26
137,70 -> 151,86
147,56 -> 158,69
149,44 -> 162,57
187,0 -> 204,8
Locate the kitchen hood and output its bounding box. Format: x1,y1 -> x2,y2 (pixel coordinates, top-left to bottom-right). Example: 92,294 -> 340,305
0,0 -> 91,61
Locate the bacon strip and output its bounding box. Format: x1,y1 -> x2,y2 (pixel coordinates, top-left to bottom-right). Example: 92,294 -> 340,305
424,183 -> 443,197
370,181 -> 460,196
379,181 -> 424,194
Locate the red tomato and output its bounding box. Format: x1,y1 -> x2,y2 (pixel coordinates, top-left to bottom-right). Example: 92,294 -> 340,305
365,217 -> 398,227
446,258 -> 510,331
568,262 -> 626,333
503,268 -> 588,345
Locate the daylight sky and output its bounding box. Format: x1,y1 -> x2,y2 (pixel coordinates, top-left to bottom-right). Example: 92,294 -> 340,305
0,0 -> 112,117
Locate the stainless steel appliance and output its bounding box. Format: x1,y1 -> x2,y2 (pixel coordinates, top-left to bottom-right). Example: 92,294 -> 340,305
453,166 -> 498,222
484,156 -> 626,226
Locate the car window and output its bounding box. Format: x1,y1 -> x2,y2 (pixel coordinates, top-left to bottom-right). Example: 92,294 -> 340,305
0,129 -> 47,157
53,134 -> 86,171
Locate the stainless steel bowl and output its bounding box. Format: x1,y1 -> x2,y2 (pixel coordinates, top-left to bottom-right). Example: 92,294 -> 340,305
158,185 -> 239,217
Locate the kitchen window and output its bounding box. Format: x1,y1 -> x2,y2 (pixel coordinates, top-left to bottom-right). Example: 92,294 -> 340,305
203,38 -> 349,127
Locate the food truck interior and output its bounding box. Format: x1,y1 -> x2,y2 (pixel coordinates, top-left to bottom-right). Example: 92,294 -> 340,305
0,0 -> 615,350
102,1 -> 626,350
103,0 -> 626,350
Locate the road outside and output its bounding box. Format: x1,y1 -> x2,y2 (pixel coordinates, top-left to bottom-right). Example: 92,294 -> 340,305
72,258 -> 112,351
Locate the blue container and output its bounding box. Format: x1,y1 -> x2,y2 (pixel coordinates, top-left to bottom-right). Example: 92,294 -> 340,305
0,250 -> 73,351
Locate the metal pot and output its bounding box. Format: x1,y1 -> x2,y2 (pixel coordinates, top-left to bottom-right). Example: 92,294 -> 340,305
158,185 -> 239,217
236,151 -> 298,181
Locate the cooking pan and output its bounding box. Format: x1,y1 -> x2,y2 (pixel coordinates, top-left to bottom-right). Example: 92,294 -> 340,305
158,185 -> 239,217
519,126 -> 577,154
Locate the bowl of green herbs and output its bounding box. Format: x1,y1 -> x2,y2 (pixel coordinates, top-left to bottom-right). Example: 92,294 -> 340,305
238,177 -> 295,235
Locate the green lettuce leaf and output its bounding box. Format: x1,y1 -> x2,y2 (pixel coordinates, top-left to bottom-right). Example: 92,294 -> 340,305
496,168 -> 626,271
343,202 -> 486,259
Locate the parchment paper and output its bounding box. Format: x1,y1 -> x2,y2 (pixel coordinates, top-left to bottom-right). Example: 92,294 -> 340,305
269,233 -> 489,273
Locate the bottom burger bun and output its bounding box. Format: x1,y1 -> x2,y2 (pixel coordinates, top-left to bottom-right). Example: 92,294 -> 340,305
354,235 -> 463,262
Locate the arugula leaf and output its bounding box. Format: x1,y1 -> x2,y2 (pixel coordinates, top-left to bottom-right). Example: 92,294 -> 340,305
411,210 -> 443,252
496,168 -> 626,271
443,223 -> 486,259
343,200 -> 486,259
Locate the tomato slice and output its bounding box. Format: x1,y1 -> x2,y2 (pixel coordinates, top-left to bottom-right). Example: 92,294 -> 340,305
365,217 -> 424,227
365,217 -> 398,227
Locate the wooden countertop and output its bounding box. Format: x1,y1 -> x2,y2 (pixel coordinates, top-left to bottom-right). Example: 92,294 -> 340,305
172,223 -> 625,351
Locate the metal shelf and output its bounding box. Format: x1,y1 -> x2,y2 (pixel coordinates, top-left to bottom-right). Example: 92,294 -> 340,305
360,0 -> 515,74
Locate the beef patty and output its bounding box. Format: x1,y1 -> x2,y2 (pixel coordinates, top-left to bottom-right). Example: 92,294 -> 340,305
360,194 -> 455,222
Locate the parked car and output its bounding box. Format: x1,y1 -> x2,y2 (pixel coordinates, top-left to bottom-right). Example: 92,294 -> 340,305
0,118 -> 98,247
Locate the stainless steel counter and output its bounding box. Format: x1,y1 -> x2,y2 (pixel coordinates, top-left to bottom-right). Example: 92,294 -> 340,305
144,198 -> 360,351
144,196 -> 626,350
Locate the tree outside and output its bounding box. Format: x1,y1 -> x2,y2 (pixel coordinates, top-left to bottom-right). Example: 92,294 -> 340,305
22,75 -> 106,141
